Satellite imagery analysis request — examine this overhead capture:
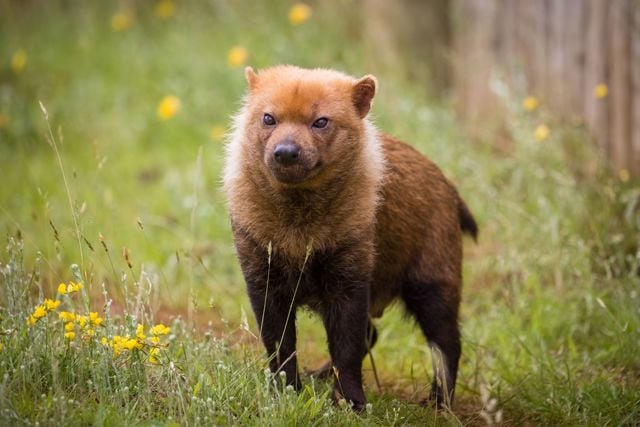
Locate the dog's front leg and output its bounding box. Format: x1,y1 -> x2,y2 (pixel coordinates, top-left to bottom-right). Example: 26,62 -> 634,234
233,228 -> 302,390
322,281 -> 369,411
246,274 -> 301,391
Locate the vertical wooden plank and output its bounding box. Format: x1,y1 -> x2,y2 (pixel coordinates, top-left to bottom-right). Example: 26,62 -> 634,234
563,0 -> 587,118
547,0 -> 568,115
492,0 -> 520,93
406,0 -> 454,92
515,0 -> 548,96
453,0 -> 500,125
583,0 -> 610,154
453,0 -> 473,119
609,0 -> 632,171
632,1 -> 640,175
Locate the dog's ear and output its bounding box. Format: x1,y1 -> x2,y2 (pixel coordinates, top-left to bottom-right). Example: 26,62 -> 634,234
352,75 -> 377,118
245,66 -> 258,91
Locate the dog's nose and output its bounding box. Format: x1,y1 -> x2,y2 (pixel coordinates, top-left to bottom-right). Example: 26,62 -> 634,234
273,142 -> 300,166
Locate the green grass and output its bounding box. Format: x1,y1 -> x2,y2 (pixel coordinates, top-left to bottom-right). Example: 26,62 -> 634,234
1,1 -> 639,425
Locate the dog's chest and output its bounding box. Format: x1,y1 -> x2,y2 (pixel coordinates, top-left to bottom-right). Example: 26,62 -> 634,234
235,193 -> 347,261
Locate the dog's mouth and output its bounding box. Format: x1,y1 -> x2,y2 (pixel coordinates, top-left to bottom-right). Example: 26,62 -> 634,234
268,160 -> 323,186
270,164 -> 312,185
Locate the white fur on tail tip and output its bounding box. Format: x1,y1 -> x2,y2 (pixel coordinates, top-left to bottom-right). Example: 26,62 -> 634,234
430,342 -> 452,405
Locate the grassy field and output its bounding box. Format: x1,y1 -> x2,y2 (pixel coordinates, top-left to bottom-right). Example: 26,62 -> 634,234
1,1 -> 639,425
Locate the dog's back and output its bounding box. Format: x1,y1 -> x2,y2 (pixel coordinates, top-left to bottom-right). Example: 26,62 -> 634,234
370,135 -> 476,318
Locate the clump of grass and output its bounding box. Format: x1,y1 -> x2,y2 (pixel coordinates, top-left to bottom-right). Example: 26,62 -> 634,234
0,237 -> 456,425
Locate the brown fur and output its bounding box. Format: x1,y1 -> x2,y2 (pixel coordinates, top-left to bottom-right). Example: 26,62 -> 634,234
224,65 -> 477,410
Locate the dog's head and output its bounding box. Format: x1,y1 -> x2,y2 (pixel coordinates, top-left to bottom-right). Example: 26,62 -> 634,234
235,65 -> 377,187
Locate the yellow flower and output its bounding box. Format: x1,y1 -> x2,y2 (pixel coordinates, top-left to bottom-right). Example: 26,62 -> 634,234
86,329 -> 96,337
149,324 -> 171,336
227,46 -> 248,69
89,312 -> 103,326
618,168 -> 630,182
149,347 -> 160,364
594,83 -> 608,99
210,125 -> 226,141
26,304 -> 47,326
154,0 -> 175,19
288,3 -> 312,26
136,324 -> 146,340
150,336 -> 160,345
109,335 -> 143,352
111,12 -> 133,32
64,322 -> 75,332
522,96 -> 539,112
77,315 -> 88,329
66,282 -> 82,294
157,96 -> 181,120
33,305 -> 47,319
11,49 -> 27,74
44,299 -> 60,311
59,311 -> 76,322
534,124 -> 550,141
64,332 -> 76,340
57,283 -> 67,294
122,338 -> 143,350
112,336 -> 123,356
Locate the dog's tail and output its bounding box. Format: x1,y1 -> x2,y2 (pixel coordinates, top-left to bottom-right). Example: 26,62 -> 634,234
458,197 -> 478,242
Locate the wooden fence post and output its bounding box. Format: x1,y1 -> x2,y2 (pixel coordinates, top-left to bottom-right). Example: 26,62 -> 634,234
633,3 -> 640,174
609,0 -> 632,172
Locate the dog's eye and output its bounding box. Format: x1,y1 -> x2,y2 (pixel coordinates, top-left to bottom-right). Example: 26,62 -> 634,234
263,114 -> 276,126
312,117 -> 329,129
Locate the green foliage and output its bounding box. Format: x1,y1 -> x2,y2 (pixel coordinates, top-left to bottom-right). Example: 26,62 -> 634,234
1,1 -> 638,425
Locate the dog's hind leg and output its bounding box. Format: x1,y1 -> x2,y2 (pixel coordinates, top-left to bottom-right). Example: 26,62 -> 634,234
401,277 -> 461,408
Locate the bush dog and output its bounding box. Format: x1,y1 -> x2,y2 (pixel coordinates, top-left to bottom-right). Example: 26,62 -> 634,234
223,65 -> 477,410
